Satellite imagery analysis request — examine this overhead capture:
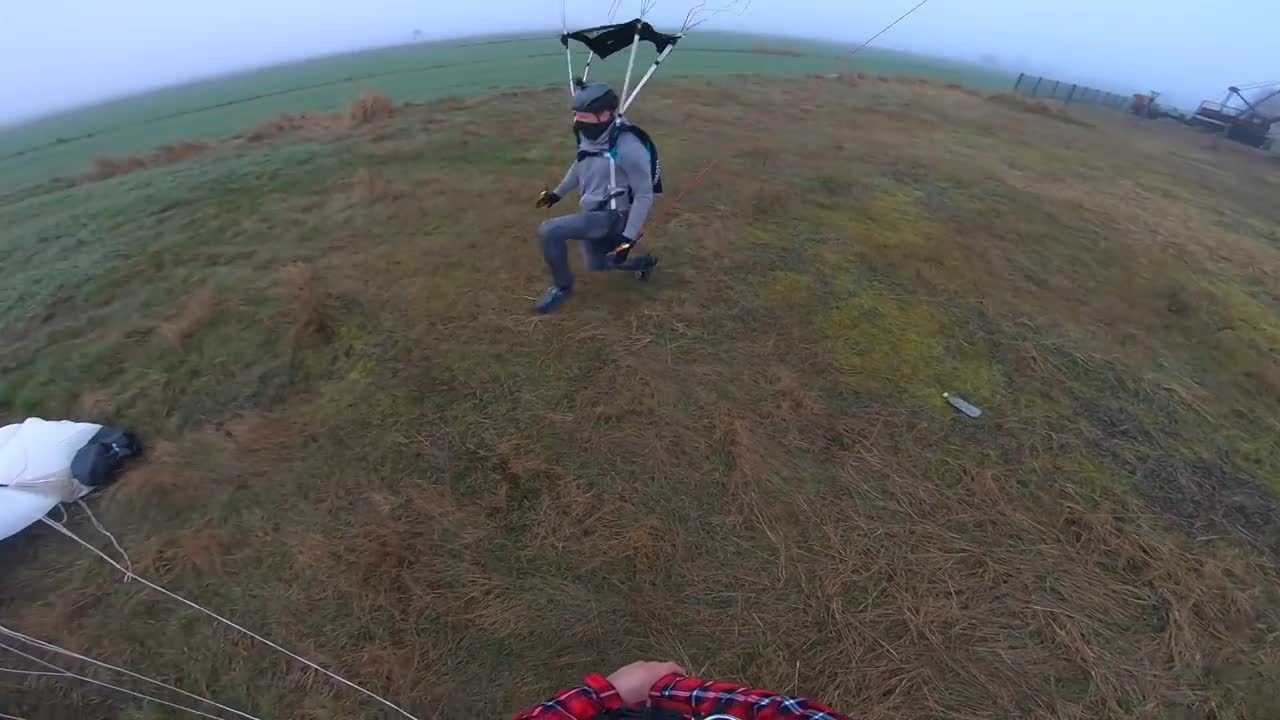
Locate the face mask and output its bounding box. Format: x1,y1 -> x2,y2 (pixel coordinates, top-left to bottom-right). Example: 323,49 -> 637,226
574,119 -> 612,141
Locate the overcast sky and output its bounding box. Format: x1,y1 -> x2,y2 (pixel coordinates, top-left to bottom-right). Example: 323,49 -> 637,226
2,0 -> 1276,123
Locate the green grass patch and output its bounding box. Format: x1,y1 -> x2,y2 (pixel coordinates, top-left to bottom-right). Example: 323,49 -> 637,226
826,288 -> 1001,407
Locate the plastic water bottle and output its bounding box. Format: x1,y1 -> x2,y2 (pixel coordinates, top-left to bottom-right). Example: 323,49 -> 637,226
943,392 -> 982,418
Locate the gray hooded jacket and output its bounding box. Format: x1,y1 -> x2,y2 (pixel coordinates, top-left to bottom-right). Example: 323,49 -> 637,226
553,125 -> 655,240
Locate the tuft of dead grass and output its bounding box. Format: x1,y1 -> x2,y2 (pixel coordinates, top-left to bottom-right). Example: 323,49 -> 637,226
85,154 -> 147,180
216,412 -> 295,453
944,81 -> 985,98
152,140 -> 213,164
244,111 -> 341,142
334,168 -> 401,207
238,91 -> 395,145
987,92 -> 1094,127
277,262 -> 333,347
82,140 -> 215,182
113,445 -> 196,501
173,525 -> 229,577
346,91 -> 395,128
157,286 -> 221,347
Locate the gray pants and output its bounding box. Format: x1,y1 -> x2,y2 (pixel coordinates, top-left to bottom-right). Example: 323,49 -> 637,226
538,211 -> 650,289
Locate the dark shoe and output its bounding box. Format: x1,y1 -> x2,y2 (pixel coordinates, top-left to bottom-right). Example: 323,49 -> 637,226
636,255 -> 659,281
534,285 -> 573,314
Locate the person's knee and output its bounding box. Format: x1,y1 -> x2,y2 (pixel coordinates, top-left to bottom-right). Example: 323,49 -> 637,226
537,219 -> 560,245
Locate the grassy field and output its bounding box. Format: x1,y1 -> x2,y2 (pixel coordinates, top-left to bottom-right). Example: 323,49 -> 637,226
3,55 -> 1280,720
0,33 -> 1012,196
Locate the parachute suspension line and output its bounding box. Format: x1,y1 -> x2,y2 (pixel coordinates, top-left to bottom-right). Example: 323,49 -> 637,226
0,667 -> 65,677
0,625 -> 263,720
612,15 -> 646,212
680,0 -> 751,32
37,516 -> 423,720
622,42 -> 677,114
850,0 -> 934,57
619,19 -> 644,114
638,0 -> 936,242
581,51 -> 595,82
75,499 -> 132,580
0,642 -> 231,720
608,156 -> 620,209
621,0 -> 750,114
562,0 -> 575,94
565,46 -> 576,95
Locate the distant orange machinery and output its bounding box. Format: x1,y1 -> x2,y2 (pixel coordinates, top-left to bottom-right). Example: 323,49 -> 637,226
1130,92 -> 1155,116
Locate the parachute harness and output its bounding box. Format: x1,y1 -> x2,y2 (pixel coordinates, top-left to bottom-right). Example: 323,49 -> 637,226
562,17 -> 679,214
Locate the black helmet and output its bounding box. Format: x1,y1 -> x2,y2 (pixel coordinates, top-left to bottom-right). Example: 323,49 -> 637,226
571,81 -> 619,114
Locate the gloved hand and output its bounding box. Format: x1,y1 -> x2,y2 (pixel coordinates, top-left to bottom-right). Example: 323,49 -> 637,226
606,233 -> 634,265
536,190 -> 561,209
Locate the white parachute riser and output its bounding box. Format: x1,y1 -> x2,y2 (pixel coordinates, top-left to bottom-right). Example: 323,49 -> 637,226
564,45 -> 576,95
611,15 -> 643,214
608,153 -> 619,210
582,51 -> 595,82
561,0 -> 573,95
619,21 -> 644,116
621,40 -> 679,114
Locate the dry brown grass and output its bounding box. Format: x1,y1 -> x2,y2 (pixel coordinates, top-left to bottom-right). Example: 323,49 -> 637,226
156,286 -> 221,346
75,92 -> 400,184
151,139 -> 213,164
217,412 -> 296,453
73,389 -> 116,419
244,111 -> 341,142
346,91 -> 394,128
110,441 -> 196,501
276,262 -> 333,346
84,154 -> 147,180
5,77 -> 1280,720
333,167 -> 401,208
945,81 -> 986,98
987,92 -> 1093,127
82,140 -> 215,181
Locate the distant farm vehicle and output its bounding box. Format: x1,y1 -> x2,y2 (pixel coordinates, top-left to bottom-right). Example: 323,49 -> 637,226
1130,90 -> 1185,122
1187,85 -> 1279,149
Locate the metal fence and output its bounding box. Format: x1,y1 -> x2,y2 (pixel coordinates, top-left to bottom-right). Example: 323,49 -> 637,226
1012,73 -> 1129,109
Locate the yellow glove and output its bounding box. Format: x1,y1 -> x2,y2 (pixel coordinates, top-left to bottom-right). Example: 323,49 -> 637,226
536,190 -> 561,209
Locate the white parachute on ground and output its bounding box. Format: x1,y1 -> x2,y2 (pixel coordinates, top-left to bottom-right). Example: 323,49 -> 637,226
0,418 -> 137,542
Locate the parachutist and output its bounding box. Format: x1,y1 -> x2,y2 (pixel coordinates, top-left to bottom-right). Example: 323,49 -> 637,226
534,81 -> 661,314
535,18 -> 681,315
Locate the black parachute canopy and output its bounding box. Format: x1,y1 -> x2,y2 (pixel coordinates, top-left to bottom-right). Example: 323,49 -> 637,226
560,19 -> 680,60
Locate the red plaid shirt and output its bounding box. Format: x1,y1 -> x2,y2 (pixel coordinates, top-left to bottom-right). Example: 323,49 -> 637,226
513,672 -> 853,719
